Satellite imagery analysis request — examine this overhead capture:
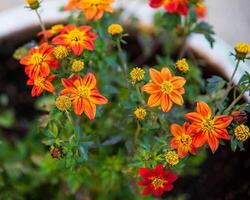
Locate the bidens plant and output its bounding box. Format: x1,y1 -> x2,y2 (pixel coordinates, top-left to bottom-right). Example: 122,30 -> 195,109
13,0 -> 250,198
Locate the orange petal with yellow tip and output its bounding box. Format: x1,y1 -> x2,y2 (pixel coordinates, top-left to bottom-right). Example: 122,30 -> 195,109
89,88 -> 108,105
196,101 -> 211,118
147,93 -> 162,107
149,68 -> 163,85
213,128 -> 231,140
72,98 -> 84,116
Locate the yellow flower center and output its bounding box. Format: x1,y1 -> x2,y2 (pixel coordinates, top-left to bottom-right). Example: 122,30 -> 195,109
165,151 -> 179,166
31,53 -> 43,66
234,124 -> 250,142
68,29 -> 84,42
152,177 -> 166,189
91,0 -> 101,4
180,134 -> 192,146
34,76 -> 45,88
77,86 -> 90,98
161,81 -> 173,94
201,119 -> 214,132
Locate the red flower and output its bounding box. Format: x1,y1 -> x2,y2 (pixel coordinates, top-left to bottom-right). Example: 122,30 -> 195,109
185,101 -> 233,152
195,2 -> 207,19
20,43 -> 60,78
138,164 -> 178,197
149,0 -> 188,16
27,75 -> 56,97
52,25 -> 97,56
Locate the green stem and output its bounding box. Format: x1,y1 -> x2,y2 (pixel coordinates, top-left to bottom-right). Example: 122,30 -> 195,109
224,59 -> 241,97
116,39 -> 129,86
35,9 -> 48,43
134,121 -> 141,147
224,83 -> 250,114
136,84 -> 146,106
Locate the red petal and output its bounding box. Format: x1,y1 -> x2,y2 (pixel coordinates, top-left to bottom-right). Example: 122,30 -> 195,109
207,135 -> 219,152
192,132 -> 207,148
185,112 -> 203,123
214,115 -> 233,128
139,168 -> 152,179
83,73 -> 96,89
149,0 -> 163,8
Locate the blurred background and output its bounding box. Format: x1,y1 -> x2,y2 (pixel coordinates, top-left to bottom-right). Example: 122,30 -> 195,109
0,0 -> 250,46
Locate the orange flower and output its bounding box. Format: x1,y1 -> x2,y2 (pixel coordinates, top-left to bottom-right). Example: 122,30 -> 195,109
149,0 -> 188,16
185,101 -> 233,152
61,73 -> 108,119
65,0 -> 114,20
170,123 -> 197,158
38,24 -> 64,41
20,43 -> 60,78
27,75 -> 56,97
141,68 -> 186,112
195,2 -> 206,19
52,25 -> 97,56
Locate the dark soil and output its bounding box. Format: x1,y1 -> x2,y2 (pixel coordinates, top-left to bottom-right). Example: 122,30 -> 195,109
0,25 -> 249,199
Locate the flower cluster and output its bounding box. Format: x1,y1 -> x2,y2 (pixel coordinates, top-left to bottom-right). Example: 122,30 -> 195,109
20,23 -> 108,120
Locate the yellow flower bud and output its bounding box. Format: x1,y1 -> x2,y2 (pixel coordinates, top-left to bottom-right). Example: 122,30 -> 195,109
165,151 -> 179,166
176,58 -> 189,73
55,96 -> 71,111
53,45 -> 69,59
130,67 -> 145,84
234,124 -> 250,142
108,24 -> 123,36
72,60 -> 85,73
26,0 -> 40,9
134,107 -> 147,121
234,42 -> 250,60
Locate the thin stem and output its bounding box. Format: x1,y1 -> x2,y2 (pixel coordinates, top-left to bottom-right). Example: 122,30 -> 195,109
136,84 -> 146,106
224,59 -> 241,97
134,121 -> 141,148
116,39 -> 129,86
224,83 -> 250,114
35,9 -> 48,43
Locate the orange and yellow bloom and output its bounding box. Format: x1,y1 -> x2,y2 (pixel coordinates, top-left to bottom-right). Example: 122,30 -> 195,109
27,75 -> 56,97
141,67 -> 186,112
65,0 -> 114,20
61,73 -> 108,119
38,24 -> 64,41
195,2 -> 206,19
149,0 -> 189,16
170,123 -> 197,158
52,25 -> 97,56
185,101 -> 233,152
20,43 -> 60,78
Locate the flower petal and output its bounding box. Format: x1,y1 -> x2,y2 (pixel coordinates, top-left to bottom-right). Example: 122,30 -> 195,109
89,89 -> 108,105
160,94 -> 173,112
169,91 -> 184,105
207,135 -> 219,152
196,101 -> 211,118
161,67 -> 172,81
139,168 -> 152,179
185,112 -> 203,123
82,99 -> 96,120
171,76 -> 186,89
192,132 -> 207,148
72,98 -> 84,116
149,68 -> 163,85
141,82 -> 160,94
170,124 -> 184,137
83,73 -> 96,89
149,0 -> 163,8
214,115 -> 233,128
147,93 -> 162,107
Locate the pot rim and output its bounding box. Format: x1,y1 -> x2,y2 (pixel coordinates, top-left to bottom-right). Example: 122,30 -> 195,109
0,0 -> 249,102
